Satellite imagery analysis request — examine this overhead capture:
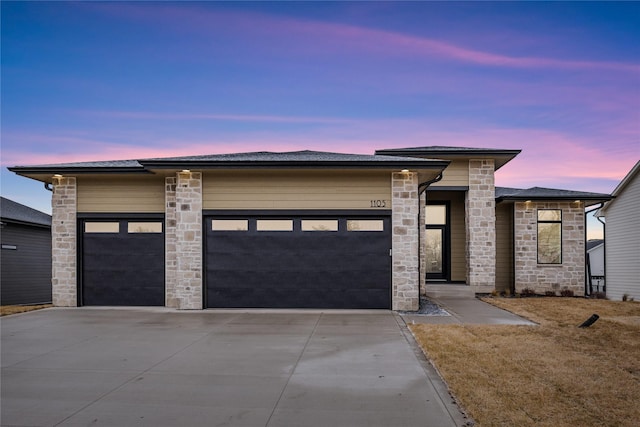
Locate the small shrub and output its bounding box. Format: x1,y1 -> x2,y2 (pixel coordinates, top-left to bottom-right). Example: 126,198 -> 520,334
491,289 -> 499,297
545,290 -> 556,297
520,288 -> 537,297
560,289 -> 575,297
591,292 -> 608,300
622,294 -> 635,302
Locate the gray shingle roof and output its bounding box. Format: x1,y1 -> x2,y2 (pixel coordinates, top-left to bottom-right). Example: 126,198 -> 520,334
495,186 -> 611,202
139,150 -> 445,164
9,150 -> 450,174
0,197 -> 51,227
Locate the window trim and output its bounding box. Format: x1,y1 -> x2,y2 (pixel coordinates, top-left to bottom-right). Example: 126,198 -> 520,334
537,209 -> 562,265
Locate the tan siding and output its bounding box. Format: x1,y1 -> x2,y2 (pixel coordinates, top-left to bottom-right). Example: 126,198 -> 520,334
77,175 -> 165,213
203,171 -> 391,210
495,203 -> 514,293
426,191 -> 466,281
432,160 -> 469,187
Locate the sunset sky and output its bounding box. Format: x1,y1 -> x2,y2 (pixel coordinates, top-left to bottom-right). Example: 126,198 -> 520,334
2,2 -> 639,239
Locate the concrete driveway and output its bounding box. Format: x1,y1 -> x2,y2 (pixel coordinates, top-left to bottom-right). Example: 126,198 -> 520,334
1,308 -> 465,427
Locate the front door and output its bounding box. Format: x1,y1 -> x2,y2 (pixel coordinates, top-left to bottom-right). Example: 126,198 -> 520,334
425,203 -> 449,280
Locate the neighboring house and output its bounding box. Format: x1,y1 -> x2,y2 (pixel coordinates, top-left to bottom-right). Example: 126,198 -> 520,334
597,161 -> 640,301
586,239 -> 605,293
0,197 -> 52,305
8,146 -> 611,310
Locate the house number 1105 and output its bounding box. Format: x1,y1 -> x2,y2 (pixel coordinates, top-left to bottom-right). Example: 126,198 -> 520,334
370,200 -> 387,208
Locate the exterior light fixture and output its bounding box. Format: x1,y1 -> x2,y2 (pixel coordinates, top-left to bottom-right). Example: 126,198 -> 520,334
401,169 -> 409,173
181,169 -> 191,173
53,174 -> 63,178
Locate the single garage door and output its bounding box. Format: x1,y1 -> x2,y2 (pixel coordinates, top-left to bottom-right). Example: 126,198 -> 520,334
205,214 -> 391,309
81,219 -> 164,306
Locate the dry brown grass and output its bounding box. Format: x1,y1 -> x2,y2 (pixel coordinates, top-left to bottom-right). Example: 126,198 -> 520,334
410,298 -> 640,427
0,304 -> 52,316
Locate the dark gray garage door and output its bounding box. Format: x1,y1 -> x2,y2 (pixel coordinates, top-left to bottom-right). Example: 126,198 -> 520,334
205,213 -> 391,309
81,219 -> 164,306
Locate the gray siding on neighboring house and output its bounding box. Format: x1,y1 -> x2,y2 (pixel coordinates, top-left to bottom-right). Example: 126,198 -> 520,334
604,168 -> 640,301
1,222 -> 52,305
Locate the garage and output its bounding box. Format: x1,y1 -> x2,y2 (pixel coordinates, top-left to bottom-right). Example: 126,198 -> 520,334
205,212 -> 391,309
80,218 -> 165,306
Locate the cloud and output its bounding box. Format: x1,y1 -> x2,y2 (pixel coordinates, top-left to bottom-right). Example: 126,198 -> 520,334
90,3 -> 640,73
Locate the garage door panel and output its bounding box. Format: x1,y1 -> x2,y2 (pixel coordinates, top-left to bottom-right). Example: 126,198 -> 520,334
206,215 -> 391,309
82,220 -> 164,306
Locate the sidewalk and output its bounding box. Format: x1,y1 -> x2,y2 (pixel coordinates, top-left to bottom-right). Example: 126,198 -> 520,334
401,297 -> 536,325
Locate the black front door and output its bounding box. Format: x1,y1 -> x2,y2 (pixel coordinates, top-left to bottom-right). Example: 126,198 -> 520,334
205,214 -> 391,309
81,219 -> 165,306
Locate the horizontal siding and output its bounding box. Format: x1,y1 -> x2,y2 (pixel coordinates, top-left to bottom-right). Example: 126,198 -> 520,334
432,160 -> 469,187
1,223 -> 52,305
203,171 -> 391,210
495,203 -> 514,293
77,176 -> 165,213
605,173 -> 640,300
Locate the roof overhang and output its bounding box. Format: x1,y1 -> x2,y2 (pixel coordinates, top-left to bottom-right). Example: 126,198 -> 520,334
375,147 -> 521,170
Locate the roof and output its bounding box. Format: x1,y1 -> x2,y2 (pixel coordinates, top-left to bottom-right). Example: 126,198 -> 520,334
0,197 -> 51,227
375,146 -> 521,170
495,186 -> 612,206
597,161 -> 640,215
587,239 -> 604,251
9,150 -> 450,176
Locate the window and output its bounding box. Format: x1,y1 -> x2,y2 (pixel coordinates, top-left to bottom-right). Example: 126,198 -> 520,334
425,205 -> 446,225
301,220 -> 338,231
256,219 -> 293,231
537,209 -> 562,264
85,222 -> 119,233
347,220 -> 384,232
128,222 -> 163,233
212,219 -> 248,231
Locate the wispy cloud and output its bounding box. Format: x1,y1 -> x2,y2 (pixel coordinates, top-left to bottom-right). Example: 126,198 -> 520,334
92,3 -> 640,73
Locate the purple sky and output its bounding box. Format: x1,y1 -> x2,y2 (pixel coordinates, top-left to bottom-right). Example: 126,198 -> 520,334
2,2 -> 639,239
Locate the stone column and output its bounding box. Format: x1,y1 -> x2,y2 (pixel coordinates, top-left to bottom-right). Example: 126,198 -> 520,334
165,176 -> 178,308
392,172 -> 420,311
419,190 -> 427,295
466,160 -> 496,293
174,171 -> 203,309
51,176 -> 77,306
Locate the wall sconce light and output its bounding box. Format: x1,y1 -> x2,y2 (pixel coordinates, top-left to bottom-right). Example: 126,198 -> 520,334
53,174 -> 63,178
181,169 -> 191,173
401,169 -> 409,173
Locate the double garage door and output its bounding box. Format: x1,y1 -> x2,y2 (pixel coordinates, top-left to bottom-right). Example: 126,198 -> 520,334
80,213 -> 391,309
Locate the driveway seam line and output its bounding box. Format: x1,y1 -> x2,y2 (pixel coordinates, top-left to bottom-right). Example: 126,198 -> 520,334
264,312 -> 322,427
393,312 -> 468,427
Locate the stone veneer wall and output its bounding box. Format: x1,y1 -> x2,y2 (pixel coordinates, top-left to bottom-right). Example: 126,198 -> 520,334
466,160 -> 496,293
418,191 -> 427,295
392,172 -> 419,311
174,171 -> 203,309
514,201 -> 585,295
51,176 -> 77,306
164,176 -> 178,308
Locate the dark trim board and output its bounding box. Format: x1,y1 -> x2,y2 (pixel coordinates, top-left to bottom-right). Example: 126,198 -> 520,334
203,209 -> 391,217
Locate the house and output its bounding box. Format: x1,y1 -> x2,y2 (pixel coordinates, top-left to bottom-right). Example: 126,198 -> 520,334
0,197 -> 52,305
596,161 -> 640,301
586,239 -> 605,293
8,146 -> 611,310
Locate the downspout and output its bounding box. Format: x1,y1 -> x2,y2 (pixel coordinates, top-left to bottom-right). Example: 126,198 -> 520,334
417,172 -> 444,302
593,204 -> 607,294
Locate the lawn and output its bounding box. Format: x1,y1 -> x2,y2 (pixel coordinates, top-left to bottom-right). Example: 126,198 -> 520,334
409,298 -> 640,427
0,304 -> 52,316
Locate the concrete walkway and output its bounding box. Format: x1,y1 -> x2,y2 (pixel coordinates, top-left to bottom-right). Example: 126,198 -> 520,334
402,297 -> 536,325
1,308 -> 466,427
